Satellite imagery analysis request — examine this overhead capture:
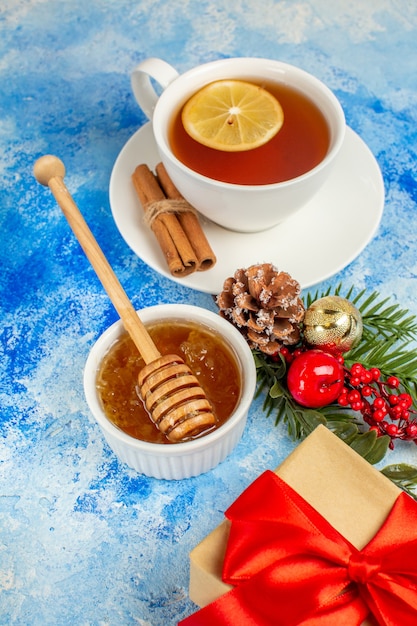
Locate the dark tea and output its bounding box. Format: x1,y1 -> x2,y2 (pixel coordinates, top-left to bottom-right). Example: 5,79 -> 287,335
169,80 -> 330,186
96,320 -> 242,444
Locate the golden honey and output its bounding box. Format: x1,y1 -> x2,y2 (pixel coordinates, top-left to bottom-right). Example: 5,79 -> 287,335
96,319 -> 242,444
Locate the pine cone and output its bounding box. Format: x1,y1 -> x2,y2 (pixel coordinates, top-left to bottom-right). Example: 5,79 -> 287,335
216,263 -> 305,355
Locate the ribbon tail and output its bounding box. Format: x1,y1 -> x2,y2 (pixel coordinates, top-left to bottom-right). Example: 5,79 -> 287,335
179,568 -> 370,626
178,588 -> 370,626
360,579 -> 417,626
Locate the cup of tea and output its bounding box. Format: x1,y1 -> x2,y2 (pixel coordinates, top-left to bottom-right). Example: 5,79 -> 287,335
131,57 -> 345,232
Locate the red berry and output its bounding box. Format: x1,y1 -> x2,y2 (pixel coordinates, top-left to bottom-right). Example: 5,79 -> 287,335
390,404 -> 403,419
406,423 -> 417,437
350,363 -> 363,376
372,409 -> 386,423
370,368 -> 381,381
338,394 -> 349,407
347,390 -> 361,404
399,399 -> 410,411
386,423 -> 399,436
369,425 -> 380,434
360,370 -> 373,384
387,376 -> 400,388
398,393 -> 413,408
287,350 -> 345,409
373,397 -> 386,410
279,346 -> 292,363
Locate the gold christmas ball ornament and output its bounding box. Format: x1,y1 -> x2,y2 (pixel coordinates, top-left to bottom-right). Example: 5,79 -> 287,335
303,295 -> 363,354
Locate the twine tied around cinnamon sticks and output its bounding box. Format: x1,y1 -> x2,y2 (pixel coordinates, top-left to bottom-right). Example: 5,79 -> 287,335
132,163 -> 216,277
143,198 -> 198,226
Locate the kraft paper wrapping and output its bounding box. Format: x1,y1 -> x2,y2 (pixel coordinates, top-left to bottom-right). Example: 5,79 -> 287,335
188,425 -> 400,625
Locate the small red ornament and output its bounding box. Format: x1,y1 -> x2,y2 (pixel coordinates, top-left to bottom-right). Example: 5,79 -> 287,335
287,350 -> 345,408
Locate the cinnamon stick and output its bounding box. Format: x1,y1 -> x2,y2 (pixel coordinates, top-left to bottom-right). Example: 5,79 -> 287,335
155,163 -> 217,271
132,164 -> 197,277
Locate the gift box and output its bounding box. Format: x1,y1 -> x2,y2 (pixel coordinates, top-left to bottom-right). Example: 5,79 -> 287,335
182,425 -> 417,625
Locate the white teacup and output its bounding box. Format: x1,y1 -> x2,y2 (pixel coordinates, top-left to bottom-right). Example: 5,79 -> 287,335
131,57 -> 345,233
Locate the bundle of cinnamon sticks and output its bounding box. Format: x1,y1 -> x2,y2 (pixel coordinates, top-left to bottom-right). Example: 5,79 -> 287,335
132,162 -> 216,277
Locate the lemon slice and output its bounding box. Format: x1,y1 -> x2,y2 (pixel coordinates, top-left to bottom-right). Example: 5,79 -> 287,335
181,79 -> 284,152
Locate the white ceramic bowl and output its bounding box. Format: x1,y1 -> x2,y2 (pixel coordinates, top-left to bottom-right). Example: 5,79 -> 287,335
83,304 -> 257,479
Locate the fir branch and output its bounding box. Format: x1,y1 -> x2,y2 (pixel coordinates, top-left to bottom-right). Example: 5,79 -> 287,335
357,294 -> 417,339
346,336 -> 417,374
381,464 -> 417,500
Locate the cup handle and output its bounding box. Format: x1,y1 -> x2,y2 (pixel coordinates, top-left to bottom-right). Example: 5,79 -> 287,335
131,58 -> 179,120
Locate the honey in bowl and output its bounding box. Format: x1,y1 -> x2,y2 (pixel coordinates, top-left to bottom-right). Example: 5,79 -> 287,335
170,80 -> 330,186
96,319 -> 242,444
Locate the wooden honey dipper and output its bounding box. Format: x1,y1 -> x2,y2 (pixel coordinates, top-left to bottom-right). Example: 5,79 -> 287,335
33,155 -> 216,442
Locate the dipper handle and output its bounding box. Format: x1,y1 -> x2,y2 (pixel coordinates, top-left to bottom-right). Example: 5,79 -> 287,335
33,155 -> 161,364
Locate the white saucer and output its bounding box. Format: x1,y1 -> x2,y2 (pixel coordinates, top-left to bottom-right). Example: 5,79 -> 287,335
109,123 -> 384,294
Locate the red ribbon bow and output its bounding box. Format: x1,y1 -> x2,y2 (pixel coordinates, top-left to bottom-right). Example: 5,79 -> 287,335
180,471 -> 417,625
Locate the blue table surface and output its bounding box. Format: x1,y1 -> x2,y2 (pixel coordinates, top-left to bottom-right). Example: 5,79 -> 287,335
1,1 -> 417,624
